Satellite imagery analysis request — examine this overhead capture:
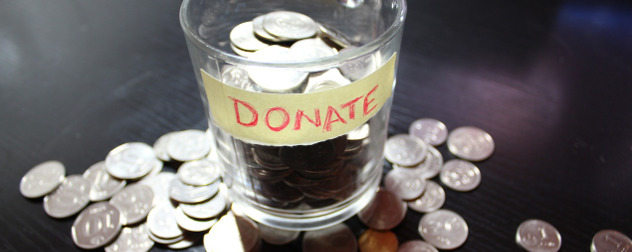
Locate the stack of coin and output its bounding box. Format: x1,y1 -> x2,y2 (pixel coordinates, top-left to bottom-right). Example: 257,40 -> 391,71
224,10 -> 379,94
236,123 -> 371,210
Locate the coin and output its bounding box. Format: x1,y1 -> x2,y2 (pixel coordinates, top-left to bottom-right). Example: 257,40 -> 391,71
247,45 -> 308,92
591,229 -> 632,252
43,175 -> 91,218
109,183 -> 154,225
303,223 -> 357,252
153,131 -> 178,161
83,161 -> 126,201
418,209 -> 468,250
357,189 -> 407,230
338,47 -> 378,81
290,38 -> 338,61
204,213 -> 261,252
169,178 -> 219,203
222,65 -> 260,91
258,223 -> 300,245
398,240 -> 439,252
105,142 -> 158,180
146,204 -> 183,239
147,228 -> 184,245
230,21 -> 270,51
177,159 -> 221,186
174,206 -> 218,232
393,146 -> 443,179
440,159 -> 481,192
71,202 -> 122,250
447,126 -> 494,161
252,14 -> 283,42
104,223 -> 154,252
516,219 -> 562,252
20,160 -> 65,198
384,168 -> 427,200
358,229 -> 399,252
166,129 -> 212,162
409,118 -> 448,146
384,134 -> 428,167
262,11 -> 317,40
167,232 -> 202,250
318,23 -> 353,49
180,192 -> 227,219
304,68 -> 351,93
140,171 -> 176,206
407,180 -> 445,213
231,43 -> 256,58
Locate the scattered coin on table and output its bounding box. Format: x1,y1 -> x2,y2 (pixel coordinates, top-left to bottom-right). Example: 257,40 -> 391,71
409,118 -> 448,146
447,126 -> 494,162
591,229 -> 632,252
418,209 -> 469,250
515,219 -> 562,252
20,160 -> 65,198
439,159 -> 482,192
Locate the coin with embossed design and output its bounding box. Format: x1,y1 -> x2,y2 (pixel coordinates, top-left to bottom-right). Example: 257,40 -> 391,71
104,223 -> 154,252
71,202 -> 122,250
146,204 -> 183,239
393,146 -> 443,179
167,129 -> 212,162
105,142 -> 157,180
409,118 -> 448,146
516,219 -> 562,252
384,168 -> 426,200
180,192 -> 227,219
83,161 -> 126,201
447,126 -> 494,161
418,209 -> 468,250
591,229 -> 632,252
230,21 -> 270,51
169,178 -> 219,204
20,160 -> 65,198
262,11 -> 317,40
140,172 -> 176,206
384,134 -> 428,167
177,159 -> 220,186
109,183 -> 154,225
43,175 -> 91,218
440,159 -> 481,192
153,131 -> 178,162
407,180 -> 445,213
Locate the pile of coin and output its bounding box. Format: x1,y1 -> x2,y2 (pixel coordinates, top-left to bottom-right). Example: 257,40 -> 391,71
223,10 -> 377,94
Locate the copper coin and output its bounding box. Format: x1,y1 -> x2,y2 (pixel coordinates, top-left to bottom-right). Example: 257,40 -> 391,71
358,229 -> 399,252
357,189 -> 407,230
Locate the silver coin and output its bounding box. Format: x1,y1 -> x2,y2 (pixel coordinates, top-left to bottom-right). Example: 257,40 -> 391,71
83,161 -> 126,202
258,223 -> 300,245
591,229 -> 632,252
303,223 -> 357,252
393,146 -> 443,179
409,118 -> 448,146
338,46 -> 379,81
384,168 -> 427,200
153,131 -> 178,161
252,14 -> 283,42
169,178 -> 219,204
516,219 -> 562,252
221,65 -> 260,92
20,160 -> 65,198
418,209 -> 468,250
146,204 -> 183,239
384,134 -> 428,167
167,129 -> 212,162
290,38 -> 337,61
174,206 -> 218,232
147,227 -> 184,245
140,172 -> 176,206
43,175 -> 91,218
304,68 -> 350,93
247,45 -> 308,93
230,21 -> 270,51
231,43 -> 255,58
167,232 -> 202,250
177,159 -> 221,186
104,223 -> 154,252
407,180 -> 445,213
357,189 -> 407,230
317,23 -> 353,48
262,11 -> 317,40
398,240 -> 439,252
180,192 -> 227,219
440,159 -> 481,192
447,126 -> 494,161
71,202 -> 122,250
143,158 -> 164,179
109,184 -> 154,225
105,142 -> 158,180
204,213 -> 261,252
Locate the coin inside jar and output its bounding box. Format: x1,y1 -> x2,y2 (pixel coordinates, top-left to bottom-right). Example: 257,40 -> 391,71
262,11 -> 318,40
303,223 -> 357,252
357,189 -> 407,230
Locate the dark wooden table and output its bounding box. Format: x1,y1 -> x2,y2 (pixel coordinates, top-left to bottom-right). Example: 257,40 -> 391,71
2,0 -> 631,251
